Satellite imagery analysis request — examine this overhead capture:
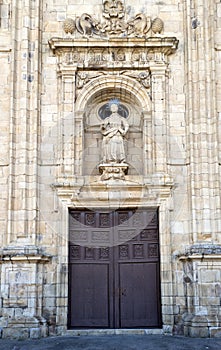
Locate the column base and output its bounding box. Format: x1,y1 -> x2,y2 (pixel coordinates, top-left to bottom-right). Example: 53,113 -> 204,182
0,316 -> 48,339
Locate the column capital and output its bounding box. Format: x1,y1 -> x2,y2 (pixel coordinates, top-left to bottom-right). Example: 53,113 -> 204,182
58,63 -> 77,78
149,64 -> 168,75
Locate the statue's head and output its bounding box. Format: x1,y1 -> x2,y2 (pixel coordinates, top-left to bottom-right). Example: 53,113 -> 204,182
109,98 -> 120,113
110,103 -> 118,112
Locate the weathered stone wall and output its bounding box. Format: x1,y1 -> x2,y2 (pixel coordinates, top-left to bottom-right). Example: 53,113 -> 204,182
0,0 -> 220,339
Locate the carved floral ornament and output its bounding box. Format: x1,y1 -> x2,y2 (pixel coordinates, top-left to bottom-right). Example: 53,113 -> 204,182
63,0 -> 164,39
76,70 -> 150,90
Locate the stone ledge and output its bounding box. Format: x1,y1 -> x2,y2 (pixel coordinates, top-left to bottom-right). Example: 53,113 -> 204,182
51,173 -> 174,207
178,244 -> 221,261
0,246 -> 52,264
65,328 -> 164,336
52,173 -> 174,188
49,36 -> 179,55
180,255 -> 221,261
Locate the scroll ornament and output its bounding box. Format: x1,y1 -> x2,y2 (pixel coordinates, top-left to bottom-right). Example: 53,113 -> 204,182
63,0 -> 164,38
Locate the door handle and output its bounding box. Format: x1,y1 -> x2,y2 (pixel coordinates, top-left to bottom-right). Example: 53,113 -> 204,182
114,288 -> 127,296
120,288 -> 126,296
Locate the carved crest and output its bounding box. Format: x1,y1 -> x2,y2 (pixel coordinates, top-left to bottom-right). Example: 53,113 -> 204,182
63,1 -> 164,39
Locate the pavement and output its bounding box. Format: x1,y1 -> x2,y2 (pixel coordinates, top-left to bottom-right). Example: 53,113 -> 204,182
0,335 -> 221,350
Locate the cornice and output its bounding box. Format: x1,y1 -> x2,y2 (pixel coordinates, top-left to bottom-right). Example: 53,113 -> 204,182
49,36 -> 179,56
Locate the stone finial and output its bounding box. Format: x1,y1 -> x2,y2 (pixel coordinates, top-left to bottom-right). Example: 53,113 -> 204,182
151,17 -> 164,34
63,18 -> 75,35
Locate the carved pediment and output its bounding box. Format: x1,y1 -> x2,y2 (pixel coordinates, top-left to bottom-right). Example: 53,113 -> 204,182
49,3 -> 178,68
62,0 -> 165,39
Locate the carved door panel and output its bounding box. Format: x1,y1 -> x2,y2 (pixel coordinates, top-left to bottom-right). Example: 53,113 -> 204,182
69,253 -> 114,327
68,209 -> 161,329
68,211 -> 114,328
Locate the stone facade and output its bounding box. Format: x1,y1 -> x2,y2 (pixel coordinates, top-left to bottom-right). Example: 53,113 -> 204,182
0,0 -> 221,339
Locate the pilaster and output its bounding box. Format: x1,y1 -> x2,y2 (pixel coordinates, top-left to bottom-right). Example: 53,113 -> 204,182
149,64 -> 169,174
57,63 -> 77,176
7,0 -> 42,245
184,0 -> 219,243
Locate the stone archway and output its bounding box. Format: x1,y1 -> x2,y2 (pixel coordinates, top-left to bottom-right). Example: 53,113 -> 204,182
75,74 -> 151,112
74,75 -> 150,178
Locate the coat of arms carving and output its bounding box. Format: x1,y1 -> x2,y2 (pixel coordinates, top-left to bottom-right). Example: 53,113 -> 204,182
63,0 -> 164,39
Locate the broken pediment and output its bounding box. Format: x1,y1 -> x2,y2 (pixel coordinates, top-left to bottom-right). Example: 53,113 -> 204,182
49,2 -> 179,67
62,0 -> 165,39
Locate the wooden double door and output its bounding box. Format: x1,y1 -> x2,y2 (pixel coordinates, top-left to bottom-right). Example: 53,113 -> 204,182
68,209 -> 161,329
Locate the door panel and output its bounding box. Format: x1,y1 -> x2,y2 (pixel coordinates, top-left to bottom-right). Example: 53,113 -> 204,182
119,262 -> 160,328
68,209 -> 161,329
69,264 -> 110,327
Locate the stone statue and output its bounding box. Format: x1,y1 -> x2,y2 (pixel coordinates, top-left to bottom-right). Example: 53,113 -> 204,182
100,102 -> 129,163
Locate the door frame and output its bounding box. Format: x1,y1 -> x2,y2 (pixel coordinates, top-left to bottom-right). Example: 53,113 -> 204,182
54,202 -> 174,333
66,207 -> 166,330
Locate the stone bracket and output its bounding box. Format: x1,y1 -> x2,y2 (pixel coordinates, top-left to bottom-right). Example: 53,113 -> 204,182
99,163 -> 129,180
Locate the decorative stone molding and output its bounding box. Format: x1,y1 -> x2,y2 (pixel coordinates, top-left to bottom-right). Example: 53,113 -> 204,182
0,246 -> 52,263
51,173 -> 174,207
76,71 -> 107,89
120,70 -> 150,89
0,255 -> 51,263
48,21 -> 178,204
178,244 -> 221,261
49,37 -> 179,59
99,163 -> 129,180
62,0 -> 164,39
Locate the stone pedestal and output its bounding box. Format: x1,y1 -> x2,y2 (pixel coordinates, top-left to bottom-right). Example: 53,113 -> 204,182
99,163 -> 129,180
